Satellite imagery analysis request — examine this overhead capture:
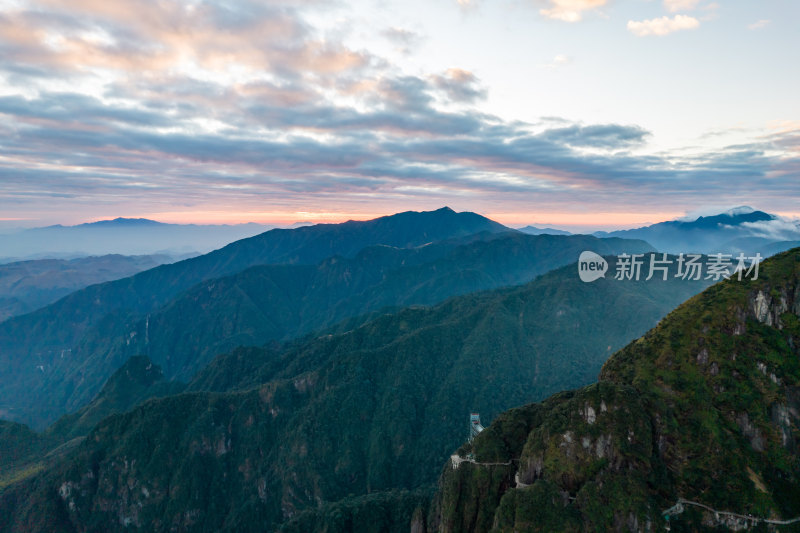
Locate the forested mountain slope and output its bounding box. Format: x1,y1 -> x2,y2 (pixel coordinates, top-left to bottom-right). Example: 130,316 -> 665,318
433,248 -> 800,532
0,257 -> 712,532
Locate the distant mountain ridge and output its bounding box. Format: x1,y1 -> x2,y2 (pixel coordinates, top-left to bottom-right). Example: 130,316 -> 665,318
516,226 -> 572,236
0,254 -> 179,322
0,218 -> 273,259
672,206 -> 774,227
0,208 -> 512,427
594,207 -> 776,236
46,217 -> 168,228
594,207 -> 800,254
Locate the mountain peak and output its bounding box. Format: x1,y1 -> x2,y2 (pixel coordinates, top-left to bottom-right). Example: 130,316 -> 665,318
724,205 -> 756,216
78,217 -> 166,228
687,208 -> 774,229
595,207 -> 789,254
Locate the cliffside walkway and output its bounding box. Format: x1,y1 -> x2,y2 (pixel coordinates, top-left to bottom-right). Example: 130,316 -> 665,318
663,498 -> 800,528
450,454 -> 515,469
449,452 -> 800,528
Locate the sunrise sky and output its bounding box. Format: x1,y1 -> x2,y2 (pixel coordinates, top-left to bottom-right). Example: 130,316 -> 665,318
0,0 -> 798,229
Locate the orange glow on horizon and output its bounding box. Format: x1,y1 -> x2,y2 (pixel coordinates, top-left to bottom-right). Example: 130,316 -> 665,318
77,208 -> 800,231
126,210 -> 387,226
94,208 -> 701,231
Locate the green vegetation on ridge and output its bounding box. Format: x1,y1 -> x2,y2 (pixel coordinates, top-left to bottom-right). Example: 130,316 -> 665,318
0,226 -> 651,429
433,248 -> 800,532
0,256 -> 711,532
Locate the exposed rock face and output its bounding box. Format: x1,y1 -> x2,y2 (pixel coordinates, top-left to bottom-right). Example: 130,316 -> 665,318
752,289 -> 773,324
772,401 -> 796,450
432,248 -> 800,532
750,285 -> 795,329
735,412 -> 765,452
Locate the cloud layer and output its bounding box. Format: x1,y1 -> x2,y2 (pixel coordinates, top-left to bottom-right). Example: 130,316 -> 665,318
0,0 -> 797,224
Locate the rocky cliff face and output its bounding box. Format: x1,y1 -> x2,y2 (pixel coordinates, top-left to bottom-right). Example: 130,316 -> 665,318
432,248 -> 800,532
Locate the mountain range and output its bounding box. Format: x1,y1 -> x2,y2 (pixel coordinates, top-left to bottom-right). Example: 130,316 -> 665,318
1,206 -> 796,533
516,226 -> 572,236
0,208 -> 514,427
0,218 -> 273,260
84,232 -> 653,387
515,207 -> 800,256
594,207 -> 800,255
0,255 -> 713,532
0,220 -> 655,429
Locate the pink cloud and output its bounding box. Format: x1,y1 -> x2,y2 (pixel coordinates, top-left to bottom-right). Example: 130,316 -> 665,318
539,0 -> 607,22
1,0 -> 367,77
627,15 -> 700,37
